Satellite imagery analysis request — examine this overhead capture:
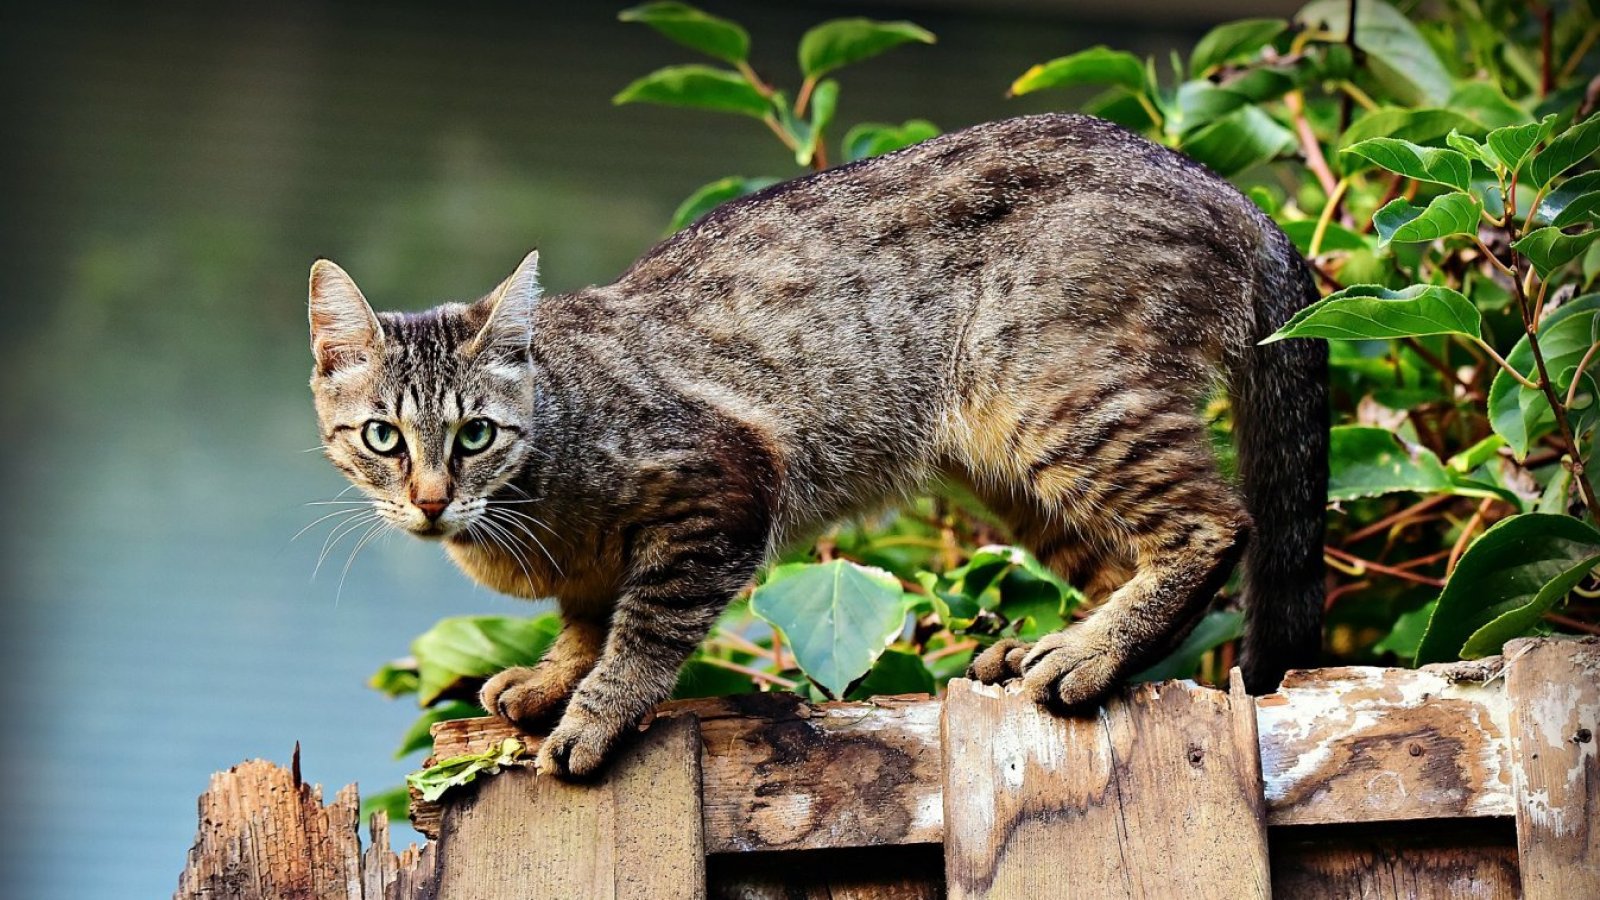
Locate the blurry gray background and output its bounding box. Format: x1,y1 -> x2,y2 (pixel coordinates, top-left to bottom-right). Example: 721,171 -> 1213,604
2,1 -> 1292,896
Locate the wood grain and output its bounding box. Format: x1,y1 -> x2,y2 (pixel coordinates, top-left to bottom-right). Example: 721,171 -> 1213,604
423,693 -> 942,853
1504,636 -> 1599,900
1257,665 -> 1513,826
941,678 -> 1270,899
1271,820 -> 1521,899
431,714 -> 703,900
175,756 -> 436,900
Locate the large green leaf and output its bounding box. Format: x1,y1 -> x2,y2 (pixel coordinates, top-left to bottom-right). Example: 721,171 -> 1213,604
1372,600 -> 1436,661
1536,171 -> 1600,228
798,18 -> 934,79
1512,227 -> 1600,280
1487,295 -> 1600,457
1327,425 -> 1452,501
1484,114 -> 1557,173
1189,18 -> 1287,77
1372,193 -> 1482,247
1009,46 -> 1148,96
613,65 -> 772,119
1299,0 -> 1452,106
1448,82 -> 1534,131
1265,283 -> 1481,343
1342,138 -> 1473,190
667,176 -> 779,233
617,2 -> 750,64
1529,114 -> 1600,188
1415,514 -> 1600,663
841,119 -> 940,161
412,614 -> 560,706
750,560 -> 909,698
1339,108 -> 1484,150
847,648 -> 935,699
1178,105 -> 1296,176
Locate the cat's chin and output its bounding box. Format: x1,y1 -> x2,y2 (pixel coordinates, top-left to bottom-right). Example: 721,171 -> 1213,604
409,524 -> 453,541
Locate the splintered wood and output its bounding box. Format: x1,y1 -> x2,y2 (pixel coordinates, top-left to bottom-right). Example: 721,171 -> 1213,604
174,757 -> 436,900
940,677 -> 1271,900
1504,637 -> 1599,900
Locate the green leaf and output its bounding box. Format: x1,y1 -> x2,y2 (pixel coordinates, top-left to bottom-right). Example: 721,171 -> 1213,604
1372,193 -> 1482,247
1265,283 -> 1481,343
1328,425 -> 1452,501
613,65 -> 772,119
1299,0 -> 1452,105
1536,171 -> 1600,228
1280,219 -> 1369,254
405,737 -> 524,803
412,615 -> 560,706
1415,514 -> 1600,663
1189,18 -> 1287,76
673,656 -> 757,699
1529,114 -> 1600,188
1512,227 -> 1600,280
368,659 -> 420,698
1341,138 -> 1472,190
667,176 -> 779,233
1131,610 -> 1244,681
395,701 -> 483,759
1484,114 -> 1557,173
1488,295 -> 1600,457
360,786 -> 411,826
1372,600 -> 1435,661
841,119 -> 940,162
795,79 -> 840,166
1339,108 -> 1485,150
847,648 -> 935,699
617,2 -> 750,65
750,560 -> 909,698
1446,130 -> 1497,168
1448,81 -> 1534,131
798,18 -> 934,79
1178,105 -> 1296,176
1009,46 -> 1148,96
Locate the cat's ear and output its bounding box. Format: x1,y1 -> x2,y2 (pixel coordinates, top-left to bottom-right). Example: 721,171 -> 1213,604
308,259 -> 382,376
469,250 -> 541,360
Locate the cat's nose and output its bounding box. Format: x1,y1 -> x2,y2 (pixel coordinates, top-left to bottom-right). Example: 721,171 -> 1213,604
414,498 -> 449,520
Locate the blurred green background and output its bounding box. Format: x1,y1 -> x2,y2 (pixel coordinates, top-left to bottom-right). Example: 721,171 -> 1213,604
1,1 -> 1292,896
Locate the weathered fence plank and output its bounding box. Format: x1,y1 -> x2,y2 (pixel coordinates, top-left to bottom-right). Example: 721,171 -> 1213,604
709,845 -> 944,899
1257,665 -> 1514,826
940,678 -> 1270,899
431,714 -> 704,900
176,755 -> 437,900
1504,636 -> 1599,900
1270,821 -> 1521,899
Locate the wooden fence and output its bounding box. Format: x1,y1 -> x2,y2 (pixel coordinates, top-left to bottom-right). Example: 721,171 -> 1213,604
176,636 -> 1597,899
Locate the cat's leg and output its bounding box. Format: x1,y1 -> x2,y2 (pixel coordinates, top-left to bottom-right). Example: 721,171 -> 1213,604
479,615 -> 606,729
535,521 -> 766,778
1016,437 -> 1249,708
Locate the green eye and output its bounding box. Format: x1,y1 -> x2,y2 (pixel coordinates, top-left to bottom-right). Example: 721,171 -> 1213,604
455,418 -> 496,455
362,420 -> 404,456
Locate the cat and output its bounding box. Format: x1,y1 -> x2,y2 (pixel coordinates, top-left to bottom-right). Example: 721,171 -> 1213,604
308,113 -> 1327,780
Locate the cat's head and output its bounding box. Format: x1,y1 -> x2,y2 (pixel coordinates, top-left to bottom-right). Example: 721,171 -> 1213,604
307,251 -> 541,540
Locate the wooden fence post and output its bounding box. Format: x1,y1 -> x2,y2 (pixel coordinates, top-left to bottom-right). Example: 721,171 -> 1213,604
1504,636 -> 1599,900
431,714 -> 705,900
941,677 -> 1270,900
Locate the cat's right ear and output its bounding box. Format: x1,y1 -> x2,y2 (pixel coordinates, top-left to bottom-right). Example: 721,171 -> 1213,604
308,259 -> 382,376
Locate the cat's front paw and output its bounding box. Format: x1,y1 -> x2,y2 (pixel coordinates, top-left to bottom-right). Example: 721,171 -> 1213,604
536,706 -> 630,781
1019,629 -> 1122,710
480,665 -> 573,731
967,638 -> 1031,684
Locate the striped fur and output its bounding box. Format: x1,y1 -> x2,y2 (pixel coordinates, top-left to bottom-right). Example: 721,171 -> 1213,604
309,113 -> 1327,779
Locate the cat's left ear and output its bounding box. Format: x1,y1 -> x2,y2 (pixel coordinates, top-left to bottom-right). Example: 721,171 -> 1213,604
469,250 -> 541,360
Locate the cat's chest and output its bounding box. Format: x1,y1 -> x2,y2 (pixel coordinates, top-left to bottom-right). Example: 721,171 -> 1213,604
445,534 -> 616,612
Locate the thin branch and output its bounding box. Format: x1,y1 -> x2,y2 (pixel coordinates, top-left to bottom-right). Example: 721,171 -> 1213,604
793,76 -> 817,117
698,655 -> 799,690
1562,25 -> 1600,83
1309,178 -> 1350,257
736,61 -> 774,97
923,639 -> 978,664
1468,335 -> 1542,390
1341,493 -> 1453,544
1566,340 -> 1600,407
1447,498 -> 1495,573
1285,91 -> 1338,196
1546,611 -> 1600,635
1325,545 -> 1447,587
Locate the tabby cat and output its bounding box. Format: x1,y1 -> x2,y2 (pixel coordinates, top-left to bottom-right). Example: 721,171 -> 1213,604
309,113 -> 1327,779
